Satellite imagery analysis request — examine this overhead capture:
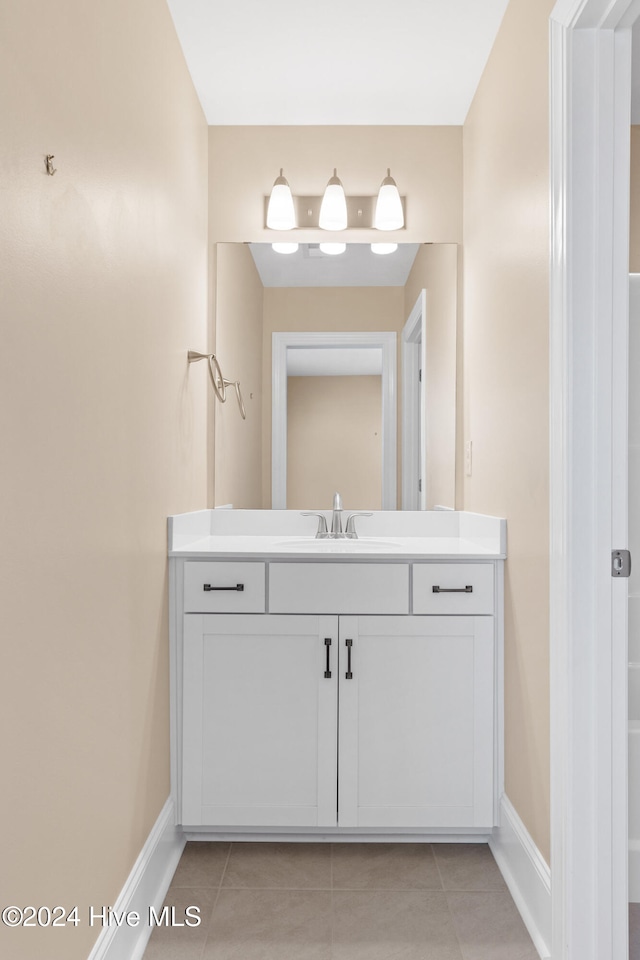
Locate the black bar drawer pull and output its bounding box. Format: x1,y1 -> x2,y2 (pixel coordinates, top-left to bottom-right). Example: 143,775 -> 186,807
432,585 -> 473,594
345,638 -> 353,680
203,583 -> 245,592
324,638 -> 332,679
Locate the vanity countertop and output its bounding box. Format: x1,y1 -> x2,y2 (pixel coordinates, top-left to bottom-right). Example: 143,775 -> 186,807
168,509 -> 507,560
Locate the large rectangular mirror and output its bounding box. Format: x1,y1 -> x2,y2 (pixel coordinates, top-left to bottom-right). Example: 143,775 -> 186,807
213,242 -> 457,511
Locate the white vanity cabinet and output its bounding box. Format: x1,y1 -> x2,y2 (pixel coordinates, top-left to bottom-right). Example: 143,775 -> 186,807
337,615 -> 495,830
181,613 -> 338,828
175,552 -> 502,835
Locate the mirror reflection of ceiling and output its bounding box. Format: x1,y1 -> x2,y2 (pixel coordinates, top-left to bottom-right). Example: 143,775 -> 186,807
165,0 -> 511,124
287,347 -> 383,377
249,243 -> 421,288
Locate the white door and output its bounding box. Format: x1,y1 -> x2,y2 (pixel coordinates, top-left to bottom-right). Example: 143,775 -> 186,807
181,613 -> 338,827
401,290 -> 427,509
337,615 -> 495,829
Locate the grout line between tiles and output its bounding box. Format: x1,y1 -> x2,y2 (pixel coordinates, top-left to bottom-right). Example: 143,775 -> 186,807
215,884 -> 333,891
432,844 -> 468,960
200,842 -> 234,958
211,885 -> 458,892
432,842 -> 446,891
330,843 -> 334,954
330,842 -> 334,890
331,885 -> 446,892
216,841 -> 233,896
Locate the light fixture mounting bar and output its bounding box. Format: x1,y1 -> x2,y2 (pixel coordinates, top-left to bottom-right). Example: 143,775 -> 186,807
263,195 -> 406,231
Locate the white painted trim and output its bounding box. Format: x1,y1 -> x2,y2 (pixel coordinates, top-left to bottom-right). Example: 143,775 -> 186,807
272,332 -> 289,509
401,290 -> 427,510
490,795 -> 551,960
494,562 -> 505,826
628,277 -> 640,904
271,331 -> 397,509
630,839 -> 640,902
87,799 -> 185,960
549,2 -> 633,957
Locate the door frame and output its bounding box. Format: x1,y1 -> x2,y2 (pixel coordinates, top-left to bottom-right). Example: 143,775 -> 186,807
401,290 -> 427,509
549,1 -> 633,956
271,331 -> 397,509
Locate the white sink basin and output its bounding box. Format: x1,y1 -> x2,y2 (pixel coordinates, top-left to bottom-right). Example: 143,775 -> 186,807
273,537 -> 403,552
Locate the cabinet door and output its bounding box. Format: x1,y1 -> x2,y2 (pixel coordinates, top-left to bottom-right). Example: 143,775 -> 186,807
338,616 -> 495,829
182,614 -> 338,828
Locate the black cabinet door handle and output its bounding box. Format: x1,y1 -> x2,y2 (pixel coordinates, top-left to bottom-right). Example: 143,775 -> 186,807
203,583 -> 245,592
432,585 -> 473,593
324,638 -> 332,679
345,638 -> 353,679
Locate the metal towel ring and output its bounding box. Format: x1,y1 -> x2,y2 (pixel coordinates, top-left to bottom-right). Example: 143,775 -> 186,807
223,379 -> 246,420
207,355 -> 226,403
187,351 -> 246,418
187,350 -> 226,403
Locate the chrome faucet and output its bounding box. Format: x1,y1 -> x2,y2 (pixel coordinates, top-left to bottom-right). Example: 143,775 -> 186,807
345,511 -> 373,538
301,493 -> 373,539
330,492 -> 343,537
301,511 -> 328,538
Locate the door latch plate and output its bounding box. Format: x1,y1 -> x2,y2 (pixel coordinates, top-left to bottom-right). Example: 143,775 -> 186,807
612,549 -> 632,578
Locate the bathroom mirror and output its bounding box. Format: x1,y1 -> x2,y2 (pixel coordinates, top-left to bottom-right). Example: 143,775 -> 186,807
213,242 -> 457,511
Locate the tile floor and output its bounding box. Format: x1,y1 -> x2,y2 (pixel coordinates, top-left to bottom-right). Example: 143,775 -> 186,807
143,841 -> 539,960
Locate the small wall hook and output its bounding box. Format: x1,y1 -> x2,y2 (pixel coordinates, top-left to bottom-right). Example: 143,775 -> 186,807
45,155 -> 57,176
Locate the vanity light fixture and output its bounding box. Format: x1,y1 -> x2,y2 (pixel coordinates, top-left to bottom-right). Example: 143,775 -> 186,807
371,242 -> 398,255
374,169 -> 404,231
320,242 -> 346,256
263,170 -> 405,231
272,242 -> 299,255
266,169 -> 296,230
318,169 -> 348,231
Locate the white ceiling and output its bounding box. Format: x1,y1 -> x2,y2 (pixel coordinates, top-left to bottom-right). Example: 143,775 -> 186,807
165,0 -> 511,125
249,242 -> 420,286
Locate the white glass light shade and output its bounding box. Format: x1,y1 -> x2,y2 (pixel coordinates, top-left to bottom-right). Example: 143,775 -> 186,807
319,169 -> 348,230
272,242 -> 299,254
371,242 -> 398,255
266,169 -> 296,230
374,169 -> 404,230
320,242 -> 346,255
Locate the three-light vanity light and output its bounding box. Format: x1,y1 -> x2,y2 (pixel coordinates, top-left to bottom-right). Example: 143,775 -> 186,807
266,167 -> 404,256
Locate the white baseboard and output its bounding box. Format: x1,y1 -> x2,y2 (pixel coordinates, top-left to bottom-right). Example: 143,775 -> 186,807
87,797 -> 185,960
489,794 -> 551,960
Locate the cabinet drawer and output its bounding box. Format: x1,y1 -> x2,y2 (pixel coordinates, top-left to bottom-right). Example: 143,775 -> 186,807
412,563 -> 494,615
269,563 -> 409,614
183,562 -> 266,613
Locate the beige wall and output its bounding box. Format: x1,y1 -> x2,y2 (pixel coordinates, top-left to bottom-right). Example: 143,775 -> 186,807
404,244 -> 458,509
262,286 -> 405,507
0,2 -> 208,958
631,126 -> 640,272
463,0 -> 553,862
287,376 -> 382,510
208,127 -> 462,244
214,245 -> 263,507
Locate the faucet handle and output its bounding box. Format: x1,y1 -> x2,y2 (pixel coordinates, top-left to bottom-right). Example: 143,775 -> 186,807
301,512 -> 328,538
344,512 -> 373,539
